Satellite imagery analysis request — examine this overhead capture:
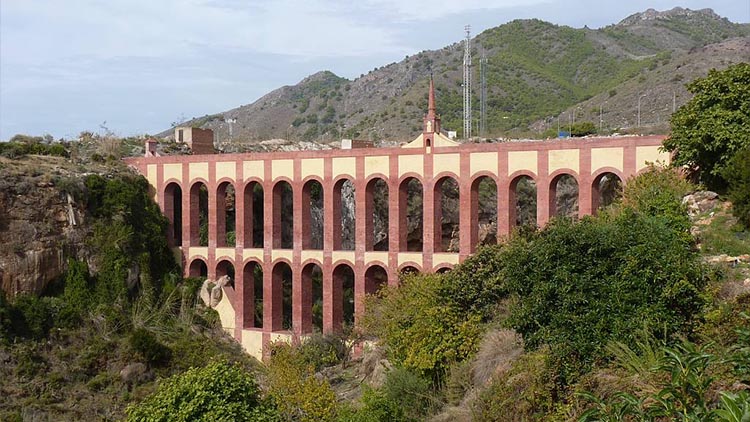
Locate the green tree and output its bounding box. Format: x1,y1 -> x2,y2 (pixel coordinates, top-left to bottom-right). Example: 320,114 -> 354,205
126,360 -> 278,422
663,63 -> 750,191
722,146 -> 750,228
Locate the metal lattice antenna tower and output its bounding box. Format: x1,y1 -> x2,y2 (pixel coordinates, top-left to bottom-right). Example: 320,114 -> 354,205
463,25 -> 472,139
480,54 -> 487,137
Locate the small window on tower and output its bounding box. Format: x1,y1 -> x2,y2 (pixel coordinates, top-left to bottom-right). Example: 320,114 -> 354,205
426,138 -> 431,147
178,129 -> 184,143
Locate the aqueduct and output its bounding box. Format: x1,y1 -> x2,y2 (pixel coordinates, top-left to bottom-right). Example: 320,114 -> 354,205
126,82 -> 670,358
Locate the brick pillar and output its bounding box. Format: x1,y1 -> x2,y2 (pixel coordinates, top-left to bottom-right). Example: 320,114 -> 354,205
458,152 -> 472,261
536,151 -> 550,228
322,158 -> 335,332
423,154 -> 434,269
579,146 -> 593,217
388,156 -> 400,285
262,161 -> 274,334
498,153 -> 510,238
354,160 -> 367,324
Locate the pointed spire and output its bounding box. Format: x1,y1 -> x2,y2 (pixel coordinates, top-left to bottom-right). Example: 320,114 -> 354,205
427,75 -> 436,118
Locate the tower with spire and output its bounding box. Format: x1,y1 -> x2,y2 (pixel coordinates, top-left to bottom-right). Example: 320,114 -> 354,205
401,77 -> 459,150
423,77 -> 441,147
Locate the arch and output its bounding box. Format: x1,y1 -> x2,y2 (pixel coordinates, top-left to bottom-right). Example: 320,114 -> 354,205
302,179 -> 324,250
216,259 -> 235,287
549,173 -> 579,219
243,181 -> 264,248
271,261 -> 293,331
365,177 -> 389,251
435,265 -> 453,274
332,263 -> 355,330
216,181 -> 236,247
188,258 -> 208,278
163,182 -> 183,246
242,261 -> 263,329
470,175 -> 498,251
364,265 -> 388,296
333,178 -> 356,251
592,171 -> 623,211
433,175 -> 460,253
272,181 -> 294,249
399,177 -> 424,252
189,181 -> 209,246
301,262 -> 323,333
509,174 -> 537,228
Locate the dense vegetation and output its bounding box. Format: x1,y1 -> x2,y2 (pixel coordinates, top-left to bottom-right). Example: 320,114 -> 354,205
663,63 -> 750,191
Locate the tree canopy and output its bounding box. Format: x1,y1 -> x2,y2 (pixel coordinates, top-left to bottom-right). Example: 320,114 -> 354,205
663,63 -> 750,191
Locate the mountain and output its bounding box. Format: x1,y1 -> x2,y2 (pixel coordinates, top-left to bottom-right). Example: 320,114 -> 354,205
164,7 -> 749,145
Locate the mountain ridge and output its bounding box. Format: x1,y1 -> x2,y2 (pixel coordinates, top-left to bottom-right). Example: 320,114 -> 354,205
162,7 -> 749,147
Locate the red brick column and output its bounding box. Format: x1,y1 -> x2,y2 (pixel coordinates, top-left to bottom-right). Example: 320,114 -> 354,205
292,161 -> 305,334
322,158 -> 335,333
458,152 -> 472,260
262,161 -> 275,333
498,152 -> 510,238
578,146 -> 593,217
354,157 -> 367,324
388,155 -> 400,283
536,150 -> 550,228
423,153 -> 435,268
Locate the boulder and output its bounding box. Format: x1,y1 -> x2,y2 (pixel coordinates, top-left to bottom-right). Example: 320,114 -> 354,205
120,362 -> 148,384
682,191 -> 719,217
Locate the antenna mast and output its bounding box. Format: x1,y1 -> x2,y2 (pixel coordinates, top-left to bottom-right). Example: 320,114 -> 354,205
480,54 -> 487,137
463,25 -> 472,139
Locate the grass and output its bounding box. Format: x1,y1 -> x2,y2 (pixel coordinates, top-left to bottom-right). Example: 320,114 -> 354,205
699,213 -> 750,256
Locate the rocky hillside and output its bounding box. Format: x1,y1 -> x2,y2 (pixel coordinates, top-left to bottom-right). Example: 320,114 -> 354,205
165,7 -> 749,144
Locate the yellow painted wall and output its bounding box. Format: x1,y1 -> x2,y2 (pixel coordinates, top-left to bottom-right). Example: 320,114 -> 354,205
365,156 -> 389,178
147,165 -> 158,201
508,151 -> 538,176
215,247 -> 235,261
332,157 -> 356,178
332,251 -> 356,265
591,148 -> 624,172
301,159 -> 324,180
398,253 -> 423,268
301,250 -> 324,264
433,154 -> 460,177
548,149 -> 580,173
214,287 -> 236,331
163,163 -> 182,182
216,162 -> 236,182
187,247 -> 209,260
243,160 -> 264,181
364,252 -> 389,265
242,249 -> 264,263
636,146 -> 671,171
189,162 -> 209,182
432,253 -> 459,265
399,155 -> 424,177
272,160 -> 294,181
272,249 -> 293,263
241,330 -> 265,360
471,152 -> 498,177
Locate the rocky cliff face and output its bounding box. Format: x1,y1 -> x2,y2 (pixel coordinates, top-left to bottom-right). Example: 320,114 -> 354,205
0,155 -> 129,297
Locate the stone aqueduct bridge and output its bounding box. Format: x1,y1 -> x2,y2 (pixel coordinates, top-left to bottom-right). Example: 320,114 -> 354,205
126,133 -> 669,358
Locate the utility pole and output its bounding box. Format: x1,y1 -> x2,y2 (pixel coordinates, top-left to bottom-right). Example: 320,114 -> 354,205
480,54 -> 487,137
463,25 -> 472,139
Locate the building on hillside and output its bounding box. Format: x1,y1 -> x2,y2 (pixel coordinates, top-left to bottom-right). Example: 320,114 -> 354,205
175,127 -> 215,154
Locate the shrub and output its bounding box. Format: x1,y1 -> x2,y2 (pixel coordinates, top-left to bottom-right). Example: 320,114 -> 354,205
126,360 -> 277,421
297,331 -> 348,371
129,328 -> 172,366
722,146 -> 750,229
266,342 -> 337,422
381,367 -> 435,420
340,386 -> 407,422
12,295 -> 54,340
618,164 -> 693,233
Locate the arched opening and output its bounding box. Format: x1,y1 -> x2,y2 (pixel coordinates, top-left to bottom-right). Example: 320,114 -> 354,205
243,181 -> 264,248
189,182 -> 209,246
334,179 -> 356,250
434,176 -> 460,252
364,265 -> 388,296
272,262 -> 293,331
549,174 -> 579,219
216,260 -> 235,287
302,263 -> 323,332
333,264 -> 355,329
592,172 -> 623,211
400,266 -> 419,276
471,176 -> 498,250
302,180 -> 324,250
188,259 -> 207,278
272,181 -> 294,249
242,261 -> 263,328
216,182 -> 236,247
509,175 -> 537,228
163,183 -> 182,246
365,178 -> 389,251
436,266 -> 452,274
399,177 -> 423,252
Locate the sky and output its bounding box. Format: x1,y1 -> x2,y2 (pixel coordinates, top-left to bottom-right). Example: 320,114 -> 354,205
1,0 -> 748,140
